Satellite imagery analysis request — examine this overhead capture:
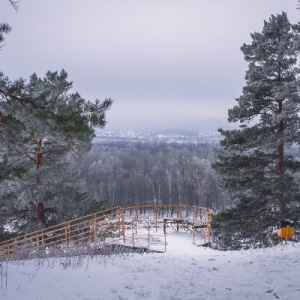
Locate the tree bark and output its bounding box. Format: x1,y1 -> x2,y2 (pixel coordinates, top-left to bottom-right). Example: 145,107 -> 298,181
278,100 -> 284,175
37,202 -> 46,224
277,99 -> 286,212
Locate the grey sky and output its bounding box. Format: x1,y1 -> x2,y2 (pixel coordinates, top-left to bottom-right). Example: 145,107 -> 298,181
1,0 -> 300,131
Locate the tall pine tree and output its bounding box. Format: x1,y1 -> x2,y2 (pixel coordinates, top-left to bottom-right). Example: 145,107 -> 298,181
0,1 -> 111,234
0,70 -> 113,230
213,12 -> 300,249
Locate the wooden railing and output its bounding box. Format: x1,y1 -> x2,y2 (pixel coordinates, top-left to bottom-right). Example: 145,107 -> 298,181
0,205 -> 212,260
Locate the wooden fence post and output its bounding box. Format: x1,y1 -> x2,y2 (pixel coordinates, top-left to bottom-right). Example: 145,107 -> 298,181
176,206 -> 179,231
148,217 -> 150,249
155,206 -> 158,233
93,214 -> 97,242
131,216 -> 135,247
41,229 -> 44,246
121,209 -> 125,243
65,222 -> 70,245
207,211 -> 212,245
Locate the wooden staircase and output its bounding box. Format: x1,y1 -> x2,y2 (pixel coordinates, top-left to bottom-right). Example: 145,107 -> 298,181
0,205 -> 212,261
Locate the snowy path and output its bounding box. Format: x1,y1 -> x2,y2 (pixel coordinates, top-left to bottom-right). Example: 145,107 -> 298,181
1,232 -> 300,300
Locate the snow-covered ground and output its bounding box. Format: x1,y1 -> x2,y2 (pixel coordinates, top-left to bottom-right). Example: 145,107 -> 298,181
1,231 -> 299,300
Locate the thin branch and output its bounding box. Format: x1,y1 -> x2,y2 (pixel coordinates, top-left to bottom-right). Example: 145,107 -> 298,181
21,143 -> 73,163
40,143 -> 73,155
9,0 -> 19,11
23,152 -> 37,164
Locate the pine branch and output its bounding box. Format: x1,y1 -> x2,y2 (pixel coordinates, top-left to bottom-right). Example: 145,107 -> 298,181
21,143 -> 73,165
40,143 -> 73,155
0,23 -> 12,49
0,88 -> 38,108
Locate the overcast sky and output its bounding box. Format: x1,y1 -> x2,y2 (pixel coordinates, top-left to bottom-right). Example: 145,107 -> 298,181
1,0 -> 300,131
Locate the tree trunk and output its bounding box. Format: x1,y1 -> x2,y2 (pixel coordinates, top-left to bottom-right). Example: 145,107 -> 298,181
278,99 -> 284,175
37,202 -> 46,224
278,99 -> 286,213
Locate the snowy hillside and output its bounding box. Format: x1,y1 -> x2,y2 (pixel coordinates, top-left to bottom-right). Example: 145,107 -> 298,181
1,231 -> 299,300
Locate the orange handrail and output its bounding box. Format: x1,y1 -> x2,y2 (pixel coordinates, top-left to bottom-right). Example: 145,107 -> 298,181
0,204 -> 212,260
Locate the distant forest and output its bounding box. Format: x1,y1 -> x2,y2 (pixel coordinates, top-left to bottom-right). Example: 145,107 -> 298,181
81,141 -> 229,211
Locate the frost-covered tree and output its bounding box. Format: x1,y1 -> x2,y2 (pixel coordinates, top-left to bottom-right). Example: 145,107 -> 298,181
0,1 -> 111,232
0,70 -> 113,229
81,141 -> 225,210
213,12 -> 300,249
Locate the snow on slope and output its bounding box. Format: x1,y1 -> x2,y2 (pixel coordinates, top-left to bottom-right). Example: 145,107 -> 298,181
1,231 -> 300,300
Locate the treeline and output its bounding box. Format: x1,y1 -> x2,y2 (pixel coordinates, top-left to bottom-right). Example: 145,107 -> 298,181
81,141 -> 228,211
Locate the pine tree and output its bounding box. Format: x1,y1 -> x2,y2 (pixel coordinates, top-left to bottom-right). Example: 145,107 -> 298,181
213,12 -> 300,249
0,2 -> 112,232
0,70 -> 113,230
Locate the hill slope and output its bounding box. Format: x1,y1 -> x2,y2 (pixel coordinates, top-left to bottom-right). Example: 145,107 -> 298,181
1,232 -> 299,300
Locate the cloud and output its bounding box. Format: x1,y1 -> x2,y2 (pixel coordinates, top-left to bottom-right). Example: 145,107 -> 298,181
0,0 -> 299,130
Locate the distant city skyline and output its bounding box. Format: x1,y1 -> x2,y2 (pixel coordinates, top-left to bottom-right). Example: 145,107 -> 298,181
1,0 -> 299,131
